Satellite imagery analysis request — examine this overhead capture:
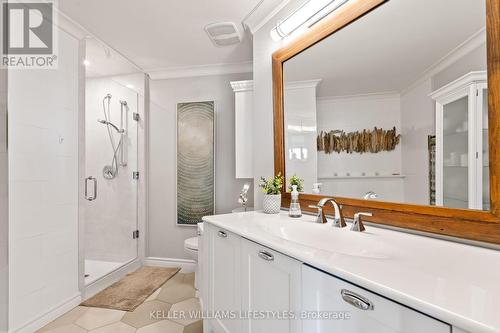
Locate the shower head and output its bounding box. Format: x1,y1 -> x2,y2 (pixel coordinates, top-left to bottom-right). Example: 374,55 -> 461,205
119,100 -> 127,106
104,94 -> 112,100
97,119 -> 124,133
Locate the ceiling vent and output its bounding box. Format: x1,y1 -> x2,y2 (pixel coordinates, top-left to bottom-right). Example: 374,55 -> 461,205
205,22 -> 242,47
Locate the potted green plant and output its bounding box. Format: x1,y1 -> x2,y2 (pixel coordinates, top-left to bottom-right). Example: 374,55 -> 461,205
259,173 -> 284,214
288,174 -> 304,192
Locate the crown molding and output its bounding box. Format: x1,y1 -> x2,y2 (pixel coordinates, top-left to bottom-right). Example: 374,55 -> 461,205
401,27 -> 486,95
230,80 -> 254,92
317,91 -> 400,103
284,79 -> 322,90
243,0 -> 291,34
147,61 -> 253,80
429,70 -> 487,101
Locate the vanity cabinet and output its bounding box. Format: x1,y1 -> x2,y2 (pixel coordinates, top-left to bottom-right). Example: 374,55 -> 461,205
202,222 -> 455,333
302,265 -> 450,333
240,240 -> 302,333
431,71 -> 489,210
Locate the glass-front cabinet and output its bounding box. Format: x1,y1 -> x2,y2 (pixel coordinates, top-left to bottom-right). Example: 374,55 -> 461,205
431,71 -> 488,210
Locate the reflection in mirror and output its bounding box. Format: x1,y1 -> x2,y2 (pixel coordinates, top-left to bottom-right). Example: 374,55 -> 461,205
283,0 -> 488,210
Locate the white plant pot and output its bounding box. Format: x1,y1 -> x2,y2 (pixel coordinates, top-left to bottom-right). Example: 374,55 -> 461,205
262,194 -> 282,214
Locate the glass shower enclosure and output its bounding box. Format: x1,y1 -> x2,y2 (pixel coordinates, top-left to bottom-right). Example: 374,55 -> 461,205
83,38 -> 141,285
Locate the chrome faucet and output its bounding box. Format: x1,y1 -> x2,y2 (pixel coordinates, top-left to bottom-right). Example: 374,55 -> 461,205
351,212 -> 372,232
309,198 -> 346,227
363,191 -> 378,200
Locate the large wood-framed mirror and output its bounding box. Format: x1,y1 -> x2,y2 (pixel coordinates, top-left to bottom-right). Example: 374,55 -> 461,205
273,0 -> 500,244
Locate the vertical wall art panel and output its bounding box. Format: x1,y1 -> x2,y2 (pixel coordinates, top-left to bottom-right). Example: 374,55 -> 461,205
177,101 -> 215,225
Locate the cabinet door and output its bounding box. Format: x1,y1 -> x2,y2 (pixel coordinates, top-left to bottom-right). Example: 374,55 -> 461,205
207,224 -> 241,333
241,239 -> 302,333
302,265 -> 450,333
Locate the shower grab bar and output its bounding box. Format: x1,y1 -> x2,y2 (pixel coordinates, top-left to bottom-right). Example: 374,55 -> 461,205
85,176 -> 97,201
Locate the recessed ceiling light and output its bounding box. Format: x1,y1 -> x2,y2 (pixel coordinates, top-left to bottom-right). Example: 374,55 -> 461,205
83,59 -> 90,66
126,84 -> 134,89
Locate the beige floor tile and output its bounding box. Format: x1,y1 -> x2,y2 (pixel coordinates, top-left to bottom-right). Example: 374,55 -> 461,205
182,320 -> 203,333
161,273 -> 185,288
75,307 -> 125,330
145,288 -> 162,302
169,298 -> 201,326
157,283 -> 196,304
37,307 -> 88,332
183,273 -> 195,287
122,300 -> 172,328
89,321 -> 136,333
40,324 -> 87,333
136,320 -> 184,333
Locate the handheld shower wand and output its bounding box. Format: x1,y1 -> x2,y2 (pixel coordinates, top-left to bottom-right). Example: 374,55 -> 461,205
97,119 -> 124,133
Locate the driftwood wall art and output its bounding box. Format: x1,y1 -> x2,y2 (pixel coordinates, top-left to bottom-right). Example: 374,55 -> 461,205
317,126 -> 401,154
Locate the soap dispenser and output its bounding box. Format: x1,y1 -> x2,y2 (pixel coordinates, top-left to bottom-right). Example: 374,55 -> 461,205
289,185 -> 302,218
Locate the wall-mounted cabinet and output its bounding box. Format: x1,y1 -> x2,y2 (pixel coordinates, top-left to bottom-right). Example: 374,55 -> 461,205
230,80 -> 254,179
431,71 -> 488,210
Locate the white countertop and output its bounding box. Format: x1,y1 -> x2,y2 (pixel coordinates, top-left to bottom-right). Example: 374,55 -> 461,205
202,211 -> 500,333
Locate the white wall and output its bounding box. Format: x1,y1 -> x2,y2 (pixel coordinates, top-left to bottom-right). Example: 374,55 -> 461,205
148,73 -> 253,260
0,65 -> 8,332
7,29 -> 80,330
433,43 -> 487,91
252,0 -> 303,208
84,77 -> 139,263
400,79 -> 434,205
316,94 -> 403,201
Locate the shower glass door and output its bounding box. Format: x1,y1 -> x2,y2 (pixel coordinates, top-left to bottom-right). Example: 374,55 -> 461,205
84,79 -> 139,285
83,39 -> 140,285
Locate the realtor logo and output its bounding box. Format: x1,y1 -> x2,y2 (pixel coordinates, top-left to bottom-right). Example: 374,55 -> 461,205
2,0 -> 58,68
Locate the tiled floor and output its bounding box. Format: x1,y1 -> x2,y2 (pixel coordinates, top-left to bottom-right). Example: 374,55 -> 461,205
38,272 -> 203,333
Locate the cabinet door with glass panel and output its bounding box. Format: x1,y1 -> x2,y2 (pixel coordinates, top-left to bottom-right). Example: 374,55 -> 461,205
431,71 -> 488,210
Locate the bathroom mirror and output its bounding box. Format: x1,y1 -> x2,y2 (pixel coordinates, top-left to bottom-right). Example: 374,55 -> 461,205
273,0 -> 500,243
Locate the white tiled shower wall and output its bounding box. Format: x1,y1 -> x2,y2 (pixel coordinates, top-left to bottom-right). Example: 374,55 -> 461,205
7,29 -> 80,330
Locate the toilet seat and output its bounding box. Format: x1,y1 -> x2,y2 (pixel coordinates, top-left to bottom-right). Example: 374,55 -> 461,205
184,237 -> 198,251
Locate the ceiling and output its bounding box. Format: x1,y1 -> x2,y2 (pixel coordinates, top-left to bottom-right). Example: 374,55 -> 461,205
284,0 -> 487,97
59,0 -> 262,72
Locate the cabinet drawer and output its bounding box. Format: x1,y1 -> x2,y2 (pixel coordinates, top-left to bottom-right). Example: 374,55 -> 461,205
302,265 -> 450,333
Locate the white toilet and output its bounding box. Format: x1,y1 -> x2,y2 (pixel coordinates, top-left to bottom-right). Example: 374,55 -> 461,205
184,223 -> 203,290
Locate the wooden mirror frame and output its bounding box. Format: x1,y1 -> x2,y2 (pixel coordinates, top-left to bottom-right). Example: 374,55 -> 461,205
273,0 -> 500,244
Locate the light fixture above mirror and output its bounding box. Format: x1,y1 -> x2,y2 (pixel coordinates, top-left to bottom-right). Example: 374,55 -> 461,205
270,0 -> 349,41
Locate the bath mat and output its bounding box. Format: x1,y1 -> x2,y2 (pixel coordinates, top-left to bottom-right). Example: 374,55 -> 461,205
81,266 -> 181,311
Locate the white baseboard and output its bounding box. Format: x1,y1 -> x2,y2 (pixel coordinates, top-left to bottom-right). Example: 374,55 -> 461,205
83,259 -> 142,300
10,293 -> 81,333
144,257 -> 196,273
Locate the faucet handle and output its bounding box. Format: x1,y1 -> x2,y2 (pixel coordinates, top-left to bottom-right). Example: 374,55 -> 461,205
351,212 -> 372,232
308,205 -> 328,224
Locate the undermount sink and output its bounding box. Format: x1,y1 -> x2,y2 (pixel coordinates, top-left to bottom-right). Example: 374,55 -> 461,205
253,218 -> 393,259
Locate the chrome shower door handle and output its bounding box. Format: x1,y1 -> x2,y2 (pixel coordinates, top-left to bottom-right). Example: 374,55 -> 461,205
85,176 -> 97,201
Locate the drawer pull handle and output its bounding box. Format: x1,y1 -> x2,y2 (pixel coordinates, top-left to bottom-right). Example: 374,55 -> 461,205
341,289 -> 374,311
258,250 -> 274,261
217,231 -> 227,238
